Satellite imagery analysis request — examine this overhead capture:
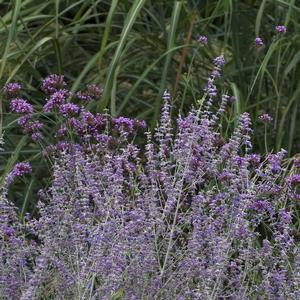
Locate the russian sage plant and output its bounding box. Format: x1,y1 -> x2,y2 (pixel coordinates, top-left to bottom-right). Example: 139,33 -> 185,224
1,55 -> 300,300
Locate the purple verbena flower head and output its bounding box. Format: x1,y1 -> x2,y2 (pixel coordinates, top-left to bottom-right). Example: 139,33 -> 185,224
213,55 -> 225,67
41,74 -> 67,94
22,120 -> 44,134
134,119 -> 147,130
3,82 -> 22,98
59,103 -> 80,117
255,37 -> 264,47
259,113 -> 273,123
198,35 -> 208,45
56,126 -> 68,138
275,25 -> 287,33
86,84 -> 102,99
31,132 -> 43,141
18,115 -> 31,127
10,98 -> 33,114
43,89 -> 69,112
12,162 -> 32,176
286,174 -> 300,187
113,117 -> 135,135
76,84 -> 103,101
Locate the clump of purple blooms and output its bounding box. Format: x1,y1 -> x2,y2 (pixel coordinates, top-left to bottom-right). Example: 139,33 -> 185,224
6,162 -> 32,185
76,84 -> 103,101
10,98 -> 33,114
3,82 -> 22,97
259,113 -> 273,123
198,35 -> 208,45
1,57 -> 300,300
275,25 -> 287,33
255,37 -> 264,47
41,74 -> 67,94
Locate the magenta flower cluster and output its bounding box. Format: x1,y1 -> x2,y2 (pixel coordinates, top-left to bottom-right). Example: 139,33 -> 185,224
275,25 -> 287,33
5,162 -> 32,187
259,113 -> 273,123
3,82 -> 22,97
76,84 -> 103,101
10,98 -> 33,114
255,37 -> 264,47
1,57 -> 300,299
41,74 -> 67,94
254,24 -> 287,47
198,35 -> 208,45
4,75 -> 106,143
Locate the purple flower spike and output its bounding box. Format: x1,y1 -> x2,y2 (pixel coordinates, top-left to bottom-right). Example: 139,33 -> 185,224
3,82 -> 22,97
59,103 -> 80,117
10,98 -> 33,114
255,37 -> 264,47
259,113 -> 273,123
275,25 -> 287,33
198,35 -> 208,45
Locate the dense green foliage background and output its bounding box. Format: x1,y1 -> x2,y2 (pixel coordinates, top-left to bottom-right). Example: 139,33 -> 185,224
0,0 -> 300,209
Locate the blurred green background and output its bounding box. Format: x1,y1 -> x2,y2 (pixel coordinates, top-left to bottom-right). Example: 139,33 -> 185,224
0,0 -> 300,209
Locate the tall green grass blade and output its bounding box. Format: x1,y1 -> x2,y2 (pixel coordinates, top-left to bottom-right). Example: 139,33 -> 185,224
276,84 -> 300,151
55,0 -> 60,38
20,177 -> 34,218
255,0 -> 267,36
229,82 -> 241,127
0,0 -> 22,80
246,41 -> 278,105
100,0 -> 147,112
70,40 -> 120,95
0,135 -> 27,184
6,36 -> 53,82
288,100 -> 298,155
275,0 -> 300,12
110,65 -> 120,117
52,38 -> 62,74
152,1 -> 182,128
98,0 -> 119,71
284,0 -> 296,25
284,50 -> 300,76
117,45 -> 186,115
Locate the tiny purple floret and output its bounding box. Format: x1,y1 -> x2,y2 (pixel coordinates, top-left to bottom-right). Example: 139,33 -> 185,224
255,37 -> 264,47
198,35 -> 208,45
259,113 -> 273,123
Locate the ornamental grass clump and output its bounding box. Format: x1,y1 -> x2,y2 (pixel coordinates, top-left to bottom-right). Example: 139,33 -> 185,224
1,56 -> 300,299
